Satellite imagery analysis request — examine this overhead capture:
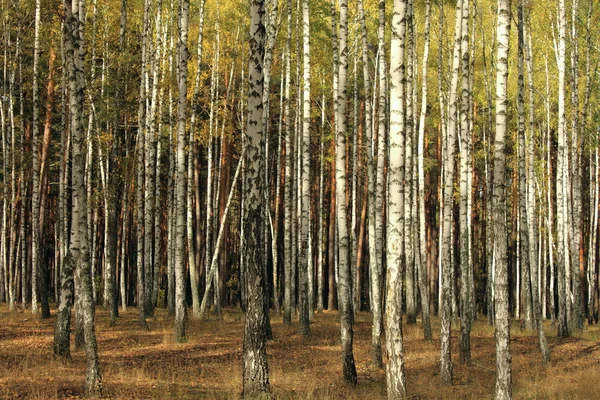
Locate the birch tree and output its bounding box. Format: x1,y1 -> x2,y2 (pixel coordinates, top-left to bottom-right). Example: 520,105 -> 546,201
283,0 -> 293,326
242,0 -> 270,395
64,0 -> 102,394
336,0 -> 357,385
440,0 -> 463,384
30,0 -> 41,316
386,0 -> 407,396
458,0 -> 473,364
174,0 -> 190,343
557,0 -> 570,338
524,11 -> 551,364
493,0 -> 513,397
136,0 -> 150,329
416,0 -> 432,341
517,0 -> 533,332
358,0 -> 382,365
299,0 -> 311,336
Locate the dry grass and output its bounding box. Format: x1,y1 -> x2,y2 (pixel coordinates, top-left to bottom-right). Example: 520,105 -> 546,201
0,305 -> 599,399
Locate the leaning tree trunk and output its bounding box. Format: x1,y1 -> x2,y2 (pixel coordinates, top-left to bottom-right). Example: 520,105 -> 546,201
386,0 -> 408,397
242,0 -> 271,396
493,0 -> 513,397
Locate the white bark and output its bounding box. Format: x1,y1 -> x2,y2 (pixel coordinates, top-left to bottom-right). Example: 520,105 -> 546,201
30,0 -> 41,315
242,0 -> 270,395
557,0 -> 570,338
174,0 -> 190,343
441,0 -> 463,384
416,0 -> 432,341
458,0 -> 473,364
386,0 -> 408,397
493,0 -> 513,397
336,0 -> 357,385
299,0 -> 311,335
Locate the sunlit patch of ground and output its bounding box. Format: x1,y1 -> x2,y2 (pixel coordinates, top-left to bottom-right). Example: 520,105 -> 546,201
0,305 -> 599,399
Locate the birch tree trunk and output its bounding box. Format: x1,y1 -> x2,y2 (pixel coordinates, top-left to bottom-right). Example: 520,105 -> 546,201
440,0 -> 463,384
386,0 -> 408,397
283,0 -> 293,326
261,0 -> 278,337
174,0 -> 190,343
544,53 -> 556,323
242,0 -> 270,395
30,0 -> 41,316
188,0 -> 206,317
54,20 -> 72,356
517,0 -> 533,332
417,0 -> 432,341
589,148 -> 598,324
524,13 -> 550,364
458,0 -> 473,364
358,0 -> 382,365
569,0 -> 583,331
298,0 -> 311,336
64,0 -> 102,394
493,0 -> 513,397
144,0 -> 163,318
317,91 -> 325,314
336,0 -> 357,385
557,0 -> 570,338
375,0 -> 387,328
404,0 -> 416,326
136,0 -> 150,329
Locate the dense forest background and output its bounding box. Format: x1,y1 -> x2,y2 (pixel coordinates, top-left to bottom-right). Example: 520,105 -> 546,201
0,0 -> 599,398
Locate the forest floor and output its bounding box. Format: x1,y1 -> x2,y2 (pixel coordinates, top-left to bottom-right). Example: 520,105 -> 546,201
0,305 -> 599,399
